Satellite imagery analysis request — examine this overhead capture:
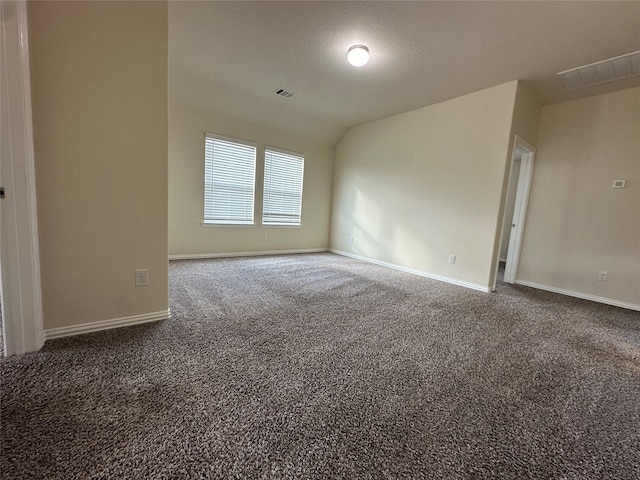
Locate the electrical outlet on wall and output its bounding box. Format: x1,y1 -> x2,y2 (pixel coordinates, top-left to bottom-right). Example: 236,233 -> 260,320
262,234 -> 267,241
135,269 -> 149,287
348,236 -> 353,245
598,271 -> 608,281
448,255 -> 456,264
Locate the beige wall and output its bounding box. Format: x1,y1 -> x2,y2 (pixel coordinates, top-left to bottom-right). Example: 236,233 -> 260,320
518,87 -> 640,307
28,1 -> 169,329
330,81 -> 518,289
493,82 -> 541,279
509,82 -> 542,149
168,102 -> 334,256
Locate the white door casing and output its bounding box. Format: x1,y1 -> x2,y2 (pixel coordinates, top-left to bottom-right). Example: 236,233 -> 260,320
503,136 -> 536,284
0,0 -> 44,355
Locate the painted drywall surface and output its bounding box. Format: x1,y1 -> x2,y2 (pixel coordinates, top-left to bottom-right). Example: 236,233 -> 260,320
168,102 -> 334,255
518,87 -> 640,306
28,1 -> 168,329
169,66 -> 346,148
330,81 -> 518,288
509,82 -> 541,149
491,82 -> 541,281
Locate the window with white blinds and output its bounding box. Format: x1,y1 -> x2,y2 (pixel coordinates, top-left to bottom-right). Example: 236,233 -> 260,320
204,134 -> 256,225
262,148 -> 304,226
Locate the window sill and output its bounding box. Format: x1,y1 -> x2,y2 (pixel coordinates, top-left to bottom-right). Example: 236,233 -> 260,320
261,224 -> 303,228
202,222 -> 256,228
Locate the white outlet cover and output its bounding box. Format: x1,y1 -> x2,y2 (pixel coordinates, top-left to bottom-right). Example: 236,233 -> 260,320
135,269 -> 149,287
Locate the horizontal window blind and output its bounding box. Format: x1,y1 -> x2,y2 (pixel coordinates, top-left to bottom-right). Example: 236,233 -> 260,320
262,148 -> 304,226
204,135 -> 256,225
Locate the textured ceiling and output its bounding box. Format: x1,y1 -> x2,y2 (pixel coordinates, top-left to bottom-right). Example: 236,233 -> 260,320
169,1 -> 640,145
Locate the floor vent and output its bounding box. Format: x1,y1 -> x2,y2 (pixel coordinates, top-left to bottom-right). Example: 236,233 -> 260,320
274,88 -> 295,98
557,50 -> 640,90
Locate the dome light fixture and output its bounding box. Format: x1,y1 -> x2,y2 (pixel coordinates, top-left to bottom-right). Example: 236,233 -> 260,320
347,45 -> 369,67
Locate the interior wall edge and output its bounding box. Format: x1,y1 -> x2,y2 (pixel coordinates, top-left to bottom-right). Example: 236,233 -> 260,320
43,309 -> 171,341
168,248 -> 328,261
330,249 -> 491,293
515,280 -> 640,312
488,80 -> 541,291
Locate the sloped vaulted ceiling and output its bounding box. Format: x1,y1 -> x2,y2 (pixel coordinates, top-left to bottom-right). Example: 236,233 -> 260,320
169,1 -> 640,145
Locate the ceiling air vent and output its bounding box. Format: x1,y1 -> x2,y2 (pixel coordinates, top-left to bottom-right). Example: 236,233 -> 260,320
557,50 -> 640,90
274,88 -> 295,98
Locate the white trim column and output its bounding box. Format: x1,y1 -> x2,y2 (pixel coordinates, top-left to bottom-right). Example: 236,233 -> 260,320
503,136 -> 536,284
1,0 -> 44,355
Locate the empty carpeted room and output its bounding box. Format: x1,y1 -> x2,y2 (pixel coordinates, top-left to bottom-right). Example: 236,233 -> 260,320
1,1 -> 639,479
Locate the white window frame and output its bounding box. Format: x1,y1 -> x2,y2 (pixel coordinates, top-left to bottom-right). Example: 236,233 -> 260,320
203,133 -> 257,226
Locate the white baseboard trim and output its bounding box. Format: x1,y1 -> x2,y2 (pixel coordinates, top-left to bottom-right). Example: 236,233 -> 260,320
515,280 -> 640,311
44,309 -> 171,340
169,248 -> 328,261
330,249 -> 490,293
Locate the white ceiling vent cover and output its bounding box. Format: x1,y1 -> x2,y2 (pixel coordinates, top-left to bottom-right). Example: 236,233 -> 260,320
558,50 -> 640,90
274,88 -> 295,98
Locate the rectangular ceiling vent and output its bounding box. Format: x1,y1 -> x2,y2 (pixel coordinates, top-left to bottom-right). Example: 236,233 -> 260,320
274,88 -> 295,98
558,50 -> 640,90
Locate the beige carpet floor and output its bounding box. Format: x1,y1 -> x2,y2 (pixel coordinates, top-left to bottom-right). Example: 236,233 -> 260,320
1,253 -> 639,479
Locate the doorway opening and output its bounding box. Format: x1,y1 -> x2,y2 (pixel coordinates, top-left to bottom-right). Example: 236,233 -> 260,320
495,136 -> 536,288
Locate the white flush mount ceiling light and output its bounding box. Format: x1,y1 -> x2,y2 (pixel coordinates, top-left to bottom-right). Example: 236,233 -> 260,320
557,50 -> 640,90
347,45 -> 369,67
